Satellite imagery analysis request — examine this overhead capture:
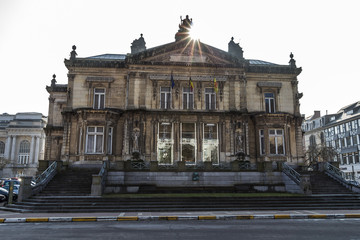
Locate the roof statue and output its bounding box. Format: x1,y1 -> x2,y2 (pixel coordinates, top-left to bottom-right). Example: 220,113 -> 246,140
131,34 -> 146,54
70,45 -> 77,61
175,15 -> 193,42
289,52 -> 296,68
228,37 -> 244,60
51,74 -> 56,87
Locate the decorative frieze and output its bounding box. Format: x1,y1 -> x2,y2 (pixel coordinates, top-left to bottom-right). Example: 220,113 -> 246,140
149,74 -> 227,82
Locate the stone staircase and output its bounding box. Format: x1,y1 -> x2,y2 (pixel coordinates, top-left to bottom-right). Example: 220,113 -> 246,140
309,171 -> 353,195
2,169 -> 360,213
37,168 -> 99,196
4,195 -> 360,213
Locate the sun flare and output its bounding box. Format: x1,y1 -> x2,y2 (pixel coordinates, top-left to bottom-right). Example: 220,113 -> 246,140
189,23 -> 200,40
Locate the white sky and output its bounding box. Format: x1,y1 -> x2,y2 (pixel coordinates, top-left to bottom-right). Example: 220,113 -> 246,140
1,0 -> 359,118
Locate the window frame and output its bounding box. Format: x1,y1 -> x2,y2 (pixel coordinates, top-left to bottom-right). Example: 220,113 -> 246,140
182,87 -> 194,110
264,92 -> 276,113
269,129 -> 285,155
86,126 -> 104,154
160,87 -> 171,109
93,88 -> 105,109
205,88 -> 216,110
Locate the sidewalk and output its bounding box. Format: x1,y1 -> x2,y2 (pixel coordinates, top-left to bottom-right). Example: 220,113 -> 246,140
2,209 -> 360,223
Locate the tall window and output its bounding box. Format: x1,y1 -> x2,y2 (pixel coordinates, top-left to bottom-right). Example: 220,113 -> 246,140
269,129 -> 285,155
205,88 -> 216,110
18,140 -> 30,164
264,93 -> 275,113
0,141 -> 4,156
94,88 -> 105,109
160,87 -> 171,109
309,135 -> 316,146
181,123 -> 196,163
157,123 -> 173,164
107,127 -> 113,154
259,130 -> 265,155
86,126 -> 104,153
183,87 -> 194,110
203,124 -> 219,164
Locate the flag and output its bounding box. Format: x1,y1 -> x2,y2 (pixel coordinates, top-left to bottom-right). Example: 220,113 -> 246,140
214,78 -> 218,93
171,72 -> 175,89
189,77 -> 194,92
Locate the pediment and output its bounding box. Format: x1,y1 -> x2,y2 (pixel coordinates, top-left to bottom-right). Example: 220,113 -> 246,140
128,40 -> 242,66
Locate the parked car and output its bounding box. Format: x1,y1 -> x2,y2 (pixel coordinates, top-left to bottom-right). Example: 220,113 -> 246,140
0,186 -> 18,202
0,187 -> 9,203
1,180 -> 20,190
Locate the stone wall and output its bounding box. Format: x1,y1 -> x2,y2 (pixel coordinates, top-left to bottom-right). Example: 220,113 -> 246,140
105,171 -> 289,193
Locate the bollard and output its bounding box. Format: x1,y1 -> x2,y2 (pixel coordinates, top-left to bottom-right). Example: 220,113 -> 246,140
8,181 -> 14,204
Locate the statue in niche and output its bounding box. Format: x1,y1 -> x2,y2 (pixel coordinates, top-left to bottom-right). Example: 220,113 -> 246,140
236,133 -> 244,153
132,128 -> 140,152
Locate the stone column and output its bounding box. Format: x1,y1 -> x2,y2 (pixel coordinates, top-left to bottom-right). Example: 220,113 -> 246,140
29,136 -> 35,164
34,136 -> 40,163
4,136 -> 11,159
10,135 -> 16,162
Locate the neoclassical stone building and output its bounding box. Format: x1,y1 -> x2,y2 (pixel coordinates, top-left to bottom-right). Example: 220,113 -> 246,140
0,112 -> 46,177
45,16 -> 304,171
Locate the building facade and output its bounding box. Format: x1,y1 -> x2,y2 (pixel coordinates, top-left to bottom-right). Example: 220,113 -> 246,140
0,112 -> 46,177
303,102 -> 360,181
45,16 -> 304,170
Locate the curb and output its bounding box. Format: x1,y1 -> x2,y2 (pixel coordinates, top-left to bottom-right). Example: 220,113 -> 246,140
1,214 -> 360,223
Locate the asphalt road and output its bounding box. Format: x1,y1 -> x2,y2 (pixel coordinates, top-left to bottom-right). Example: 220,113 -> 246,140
1,219 -> 360,240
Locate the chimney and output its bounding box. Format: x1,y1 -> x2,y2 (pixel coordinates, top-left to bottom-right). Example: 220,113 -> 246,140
313,111 -> 321,119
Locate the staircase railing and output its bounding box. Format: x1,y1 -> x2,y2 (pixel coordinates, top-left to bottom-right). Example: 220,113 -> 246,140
324,162 -> 360,193
32,161 -> 58,195
282,162 -> 300,184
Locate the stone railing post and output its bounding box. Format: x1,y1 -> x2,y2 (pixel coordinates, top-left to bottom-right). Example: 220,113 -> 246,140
178,161 -> 186,171
204,161 -> 212,171
91,175 -> 102,196
299,174 -> 312,195
231,160 -> 240,171
18,176 -> 33,202
264,162 -> 273,172
150,161 -> 158,171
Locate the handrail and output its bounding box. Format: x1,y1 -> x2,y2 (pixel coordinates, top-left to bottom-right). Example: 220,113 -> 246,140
99,160 -> 108,192
324,162 -> 349,185
32,161 -> 57,194
282,162 -> 301,184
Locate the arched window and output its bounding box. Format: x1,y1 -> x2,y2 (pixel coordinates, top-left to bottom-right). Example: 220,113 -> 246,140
0,141 -> 5,155
18,140 -> 30,164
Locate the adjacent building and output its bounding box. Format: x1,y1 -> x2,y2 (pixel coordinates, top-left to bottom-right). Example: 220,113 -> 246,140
45,16 -> 305,172
303,101 -> 360,181
0,112 -> 47,177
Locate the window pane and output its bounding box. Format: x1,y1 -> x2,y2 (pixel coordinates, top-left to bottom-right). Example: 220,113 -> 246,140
0,141 -> 4,154
87,135 -> 95,153
211,94 -> 216,109
182,144 -> 195,163
96,135 -> 103,153
269,136 -> 276,154
189,94 -> 193,109
205,94 -> 210,110
277,136 -> 284,154
100,95 -> 105,109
